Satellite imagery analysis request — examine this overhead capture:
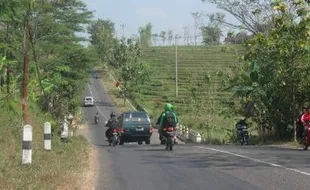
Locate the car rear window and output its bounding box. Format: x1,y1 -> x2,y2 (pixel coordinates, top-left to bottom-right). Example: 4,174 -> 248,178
124,112 -> 150,122
85,98 -> 93,101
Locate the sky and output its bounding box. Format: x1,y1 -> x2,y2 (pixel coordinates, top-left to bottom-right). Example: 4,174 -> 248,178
81,0 -> 239,44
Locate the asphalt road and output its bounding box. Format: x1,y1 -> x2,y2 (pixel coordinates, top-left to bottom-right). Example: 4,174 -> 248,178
81,74 -> 310,190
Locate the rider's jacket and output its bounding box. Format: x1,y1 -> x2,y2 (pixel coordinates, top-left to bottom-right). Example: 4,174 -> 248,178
301,113 -> 310,125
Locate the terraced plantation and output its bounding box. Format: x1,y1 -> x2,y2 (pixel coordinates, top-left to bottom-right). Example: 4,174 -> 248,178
135,45 -> 247,141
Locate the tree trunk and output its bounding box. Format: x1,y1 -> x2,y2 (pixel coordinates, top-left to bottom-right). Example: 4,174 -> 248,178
22,10 -> 30,124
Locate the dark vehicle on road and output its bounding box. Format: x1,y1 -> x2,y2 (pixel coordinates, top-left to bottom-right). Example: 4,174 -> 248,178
117,111 -> 153,145
237,125 -> 249,145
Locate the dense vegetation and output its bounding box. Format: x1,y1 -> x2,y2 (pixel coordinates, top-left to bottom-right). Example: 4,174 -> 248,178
0,0 -> 96,188
93,0 -> 310,144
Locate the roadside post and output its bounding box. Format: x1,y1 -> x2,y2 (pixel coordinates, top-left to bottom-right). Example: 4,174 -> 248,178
61,116 -> 69,143
22,124 -> 32,164
44,122 -> 52,150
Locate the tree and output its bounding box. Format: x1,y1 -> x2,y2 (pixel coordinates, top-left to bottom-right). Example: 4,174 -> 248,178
152,33 -> 158,46
167,29 -> 173,46
192,12 -> 202,45
225,0 -> 310,141
200,13 -> 224,45
87,19 -> 116,63
201,0 -> 296,34
138,22 -> 152,47
159,31 -> 166,46
0,0 -> 94,121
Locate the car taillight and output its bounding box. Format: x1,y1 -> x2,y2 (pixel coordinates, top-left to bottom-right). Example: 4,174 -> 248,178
149,125 -> 153,133
119,127 -> 124,133
167,127 -> 174,132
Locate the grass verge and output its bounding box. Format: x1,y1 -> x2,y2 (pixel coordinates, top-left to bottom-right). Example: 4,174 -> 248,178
0,104 -> 96,189
98,68 -> 135,113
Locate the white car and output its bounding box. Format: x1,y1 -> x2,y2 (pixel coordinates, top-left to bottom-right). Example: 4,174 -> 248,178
84,96 -> 94,107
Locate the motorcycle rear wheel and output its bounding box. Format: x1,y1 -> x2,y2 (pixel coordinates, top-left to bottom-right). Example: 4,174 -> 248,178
303,137 -> 308,150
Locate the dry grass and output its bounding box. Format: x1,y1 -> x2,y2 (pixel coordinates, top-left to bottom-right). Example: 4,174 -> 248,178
99,69 -> 135,113
0,105 -> 94,189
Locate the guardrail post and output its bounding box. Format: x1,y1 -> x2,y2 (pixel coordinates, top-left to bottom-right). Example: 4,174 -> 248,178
22,124 -> 32,164
61,116 -> 69,143
44,122 -> 51,151
185,127 -> 189,138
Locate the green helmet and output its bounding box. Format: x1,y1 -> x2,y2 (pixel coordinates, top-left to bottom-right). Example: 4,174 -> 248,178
165,103 -> 173,112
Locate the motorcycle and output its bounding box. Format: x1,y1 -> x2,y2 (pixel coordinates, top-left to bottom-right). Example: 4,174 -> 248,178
108,128 -> 120,146
302,124 -> 310,150
237,125 -> 249,145
94,116 -> 99,124
163,127 -> 176,151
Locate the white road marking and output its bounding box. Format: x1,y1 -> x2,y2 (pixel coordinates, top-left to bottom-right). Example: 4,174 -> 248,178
87,83 -> 108,120
194,146 -> 310,176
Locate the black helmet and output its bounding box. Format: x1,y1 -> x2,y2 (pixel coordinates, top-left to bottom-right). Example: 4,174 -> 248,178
110,112 -> 115,118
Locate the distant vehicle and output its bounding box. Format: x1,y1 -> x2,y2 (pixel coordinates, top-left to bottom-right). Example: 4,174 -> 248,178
95,73 -> 99,79
117,111 -> 153,145
84,96 -> 94,107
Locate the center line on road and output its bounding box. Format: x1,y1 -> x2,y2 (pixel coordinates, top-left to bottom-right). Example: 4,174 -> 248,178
194,146 -> 310,176
87,83 -> 108,120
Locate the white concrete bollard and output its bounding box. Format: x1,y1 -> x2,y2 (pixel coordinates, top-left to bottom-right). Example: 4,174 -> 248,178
22,125 -> 32,164
61,117 -> 69,142
44,122 -> 51,150
185,127 -> 189,138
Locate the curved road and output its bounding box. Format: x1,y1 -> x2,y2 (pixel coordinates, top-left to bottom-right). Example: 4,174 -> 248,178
81,75 -> 310,190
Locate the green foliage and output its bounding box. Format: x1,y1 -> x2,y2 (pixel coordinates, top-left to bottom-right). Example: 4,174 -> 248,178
226,0 -> 310,140
0,0 -> 94,119
201,12 -> 224,45
139,22 -> 153,47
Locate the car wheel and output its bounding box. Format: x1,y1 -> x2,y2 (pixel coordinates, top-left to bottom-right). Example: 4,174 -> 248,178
138,141 -> 143,145
145,139 -> 150,145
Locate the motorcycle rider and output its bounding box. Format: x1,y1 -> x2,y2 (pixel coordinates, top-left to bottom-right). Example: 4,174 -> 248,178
301,107 -> 310,140
94,112 -> 100,123
159,103 -> 178,143
105,112 -> 118,140
297,107 -> 307,140
235,117 -> 248,140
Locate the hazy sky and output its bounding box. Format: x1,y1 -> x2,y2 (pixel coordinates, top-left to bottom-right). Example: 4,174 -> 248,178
81,0 -> 238,42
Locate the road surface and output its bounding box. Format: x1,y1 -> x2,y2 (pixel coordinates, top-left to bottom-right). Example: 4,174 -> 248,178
81,74 -> 310,190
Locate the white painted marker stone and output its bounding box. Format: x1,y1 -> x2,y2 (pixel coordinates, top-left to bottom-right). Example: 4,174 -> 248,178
22,125 -> 32,164
61,117 -> 69,142
44,122 -> 51,150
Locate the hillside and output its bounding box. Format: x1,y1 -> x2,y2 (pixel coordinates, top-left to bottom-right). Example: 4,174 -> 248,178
134,45 -> 247,141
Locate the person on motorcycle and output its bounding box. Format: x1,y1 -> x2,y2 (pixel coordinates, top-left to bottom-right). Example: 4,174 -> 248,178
105,112 -> 118,139
297,107 -> 307,140
235,117 -> 248,140
94,112 -> 100,123
301,107 -> 310,140
159,103 -> 178,142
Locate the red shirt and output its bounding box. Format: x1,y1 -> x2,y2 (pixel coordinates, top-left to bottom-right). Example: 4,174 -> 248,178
301,113 -> 310,125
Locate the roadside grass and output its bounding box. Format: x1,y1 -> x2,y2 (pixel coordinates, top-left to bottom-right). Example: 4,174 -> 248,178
136,45 -> 251,143
97,66 -> 134,113
0,103 -> 93,189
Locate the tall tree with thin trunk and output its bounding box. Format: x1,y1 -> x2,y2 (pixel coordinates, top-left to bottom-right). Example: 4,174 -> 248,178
159,31 -> 166,46
167,29 -> 173,46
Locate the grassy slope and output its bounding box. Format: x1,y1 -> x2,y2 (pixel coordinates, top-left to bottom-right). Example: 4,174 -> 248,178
135,45 -> 248,142
0,103 -> 93,189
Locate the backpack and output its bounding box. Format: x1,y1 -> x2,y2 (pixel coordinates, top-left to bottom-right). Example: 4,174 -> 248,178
109,117 -> 118,128
164,111 -> 176,127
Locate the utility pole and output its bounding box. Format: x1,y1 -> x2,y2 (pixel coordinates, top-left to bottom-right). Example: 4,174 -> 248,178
22,9 -> 30,124
175,34 -> 178,97
120,24 -> 126,40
